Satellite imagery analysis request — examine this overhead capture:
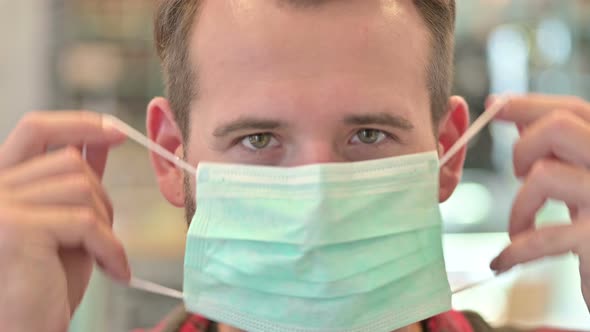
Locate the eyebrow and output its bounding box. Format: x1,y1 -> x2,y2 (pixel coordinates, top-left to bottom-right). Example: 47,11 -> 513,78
212,117 -> 286,137
343,112 -> 414,130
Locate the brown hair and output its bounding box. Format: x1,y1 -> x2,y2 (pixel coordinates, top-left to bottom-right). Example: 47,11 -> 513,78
154,0 -> 456,139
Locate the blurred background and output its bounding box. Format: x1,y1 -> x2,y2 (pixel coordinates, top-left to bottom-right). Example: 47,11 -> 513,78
1,0 -> 590,331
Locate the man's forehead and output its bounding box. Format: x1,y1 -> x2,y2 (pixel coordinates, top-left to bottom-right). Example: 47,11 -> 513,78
190,0 -> 430,85
192,0 -> 426,44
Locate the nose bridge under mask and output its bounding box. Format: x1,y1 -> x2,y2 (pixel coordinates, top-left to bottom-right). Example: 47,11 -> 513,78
288,140 -> 344,166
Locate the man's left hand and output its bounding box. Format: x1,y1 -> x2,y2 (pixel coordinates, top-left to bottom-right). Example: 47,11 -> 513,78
489,94 -> 590,311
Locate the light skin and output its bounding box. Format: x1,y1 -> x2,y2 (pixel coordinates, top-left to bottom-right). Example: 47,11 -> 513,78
0,1 -> 589,332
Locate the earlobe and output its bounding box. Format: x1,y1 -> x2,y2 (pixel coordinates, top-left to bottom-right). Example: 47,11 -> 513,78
147,97 -> 186,207
438,96 -> 470,203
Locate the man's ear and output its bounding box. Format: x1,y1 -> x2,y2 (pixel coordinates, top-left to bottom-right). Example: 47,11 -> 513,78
438,96 -> 470,203
147,97 -> 185,207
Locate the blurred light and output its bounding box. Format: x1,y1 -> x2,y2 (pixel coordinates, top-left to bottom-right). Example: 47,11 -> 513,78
487,24 -> 530,94
536,69 -> 573,94
59,43 -> 123,92
536,18 -> 572,65
440,182 -> 493,225
490,122 -> 520,173
480,0 -> 511,8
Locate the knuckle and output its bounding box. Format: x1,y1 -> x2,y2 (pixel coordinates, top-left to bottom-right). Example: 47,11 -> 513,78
77,208 -> 99,231
529,159 -> 555,181
63,146 -> 83,164
72,175 -> 93,199
512,142 -> 528,175
546,111 -> 576,132
18,112 -> 44,133
565,96 -> 587,109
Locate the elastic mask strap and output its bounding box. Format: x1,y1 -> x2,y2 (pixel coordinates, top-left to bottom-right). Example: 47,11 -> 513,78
101,115 -> 191,299
102,114 -> 197,174
127,277 -> 184,299
444,96 -> 511,295
439,96 -> 510,168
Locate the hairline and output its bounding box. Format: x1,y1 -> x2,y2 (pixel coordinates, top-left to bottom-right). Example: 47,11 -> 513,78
156,0 -> 455,141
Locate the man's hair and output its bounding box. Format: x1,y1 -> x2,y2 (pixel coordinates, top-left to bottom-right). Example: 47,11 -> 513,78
154,0 -> 456,139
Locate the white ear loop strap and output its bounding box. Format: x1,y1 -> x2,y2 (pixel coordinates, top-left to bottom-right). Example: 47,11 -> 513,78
127,277 -> 184,299
439,96 -> 511,168
101,115 -> 191,299
102,114 -> 197,174
444,95 -> 511,294
451,275 -> 496,294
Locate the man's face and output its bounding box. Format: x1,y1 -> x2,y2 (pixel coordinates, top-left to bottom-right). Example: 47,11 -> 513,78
187,0 -> 435,190
147,0 -> 468,219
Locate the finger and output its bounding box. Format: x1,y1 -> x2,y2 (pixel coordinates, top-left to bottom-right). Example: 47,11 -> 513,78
13,173 -> 111,226
494,94 -> 590,125
25,206 -> 130,281
579,249 -> 590,307
509,159 -> 590,237
0,111 -> 126,169
490,222 -> 590,272
74,145 -> 113,221
77,148 -> 113,221
568,203 -> 579,220
84,144 -> 110,179
0,147 -> 86,187
59,249 -> 93,315
512,111 -> 590,176
0,147 -> 114,222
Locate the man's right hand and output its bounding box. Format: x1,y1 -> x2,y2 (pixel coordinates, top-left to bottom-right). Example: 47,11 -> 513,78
0,112 -> 130,332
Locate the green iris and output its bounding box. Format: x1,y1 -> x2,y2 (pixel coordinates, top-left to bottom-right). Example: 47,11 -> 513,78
248,133 -> 273,149
356,129 -> 383,144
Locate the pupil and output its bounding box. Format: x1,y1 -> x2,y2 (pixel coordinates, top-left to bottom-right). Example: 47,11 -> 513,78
250,134 -> 269,148
361,130 -> 378,142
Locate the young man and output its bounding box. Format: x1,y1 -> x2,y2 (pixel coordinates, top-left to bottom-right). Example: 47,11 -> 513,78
0,1 -> 589,331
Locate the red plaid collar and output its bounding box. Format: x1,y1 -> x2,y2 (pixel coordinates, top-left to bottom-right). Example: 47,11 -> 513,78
178,314 -> 212,332
173,311 -> 474,332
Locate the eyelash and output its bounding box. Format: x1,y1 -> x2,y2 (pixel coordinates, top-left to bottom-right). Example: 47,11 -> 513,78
350,129 -> 399,145
234,129 -> 399,151
238,133 -> 281,151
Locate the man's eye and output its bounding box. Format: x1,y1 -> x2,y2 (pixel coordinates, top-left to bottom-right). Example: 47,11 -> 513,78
241,133 -> 279,150
350,129 -> 387,145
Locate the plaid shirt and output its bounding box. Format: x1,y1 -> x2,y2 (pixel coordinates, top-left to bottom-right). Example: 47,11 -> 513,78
136,309 -> 477,332
135,309 -> 584,332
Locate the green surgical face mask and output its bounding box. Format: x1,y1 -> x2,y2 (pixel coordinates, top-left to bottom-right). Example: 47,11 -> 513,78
108,96 -> 509,332
184,151 -> 450,332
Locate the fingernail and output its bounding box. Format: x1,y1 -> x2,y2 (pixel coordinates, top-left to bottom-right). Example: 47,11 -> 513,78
490,256 -> 500,271
101,115 -> 127,141
494,269 -> 509,276
485,94 -> 498,108
122,259 -> 132,280
114,265 -> 131,283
